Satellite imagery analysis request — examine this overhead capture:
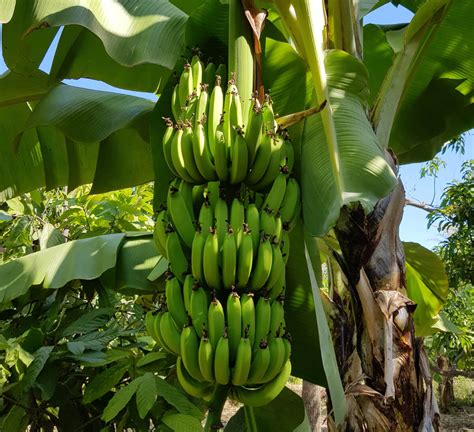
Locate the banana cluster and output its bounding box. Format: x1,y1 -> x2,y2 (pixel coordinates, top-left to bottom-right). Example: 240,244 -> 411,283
163,56 -> 294,189
145,275 -> 292,405
149,56 -> 302,407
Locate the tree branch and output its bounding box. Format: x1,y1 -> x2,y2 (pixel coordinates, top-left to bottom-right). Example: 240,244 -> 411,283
405,199 -> 437,213
431,364 -> 474,379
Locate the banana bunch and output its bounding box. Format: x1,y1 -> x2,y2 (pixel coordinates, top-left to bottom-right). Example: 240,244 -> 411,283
163,56 -> 294,190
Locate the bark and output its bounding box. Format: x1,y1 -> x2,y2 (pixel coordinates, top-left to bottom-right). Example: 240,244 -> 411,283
302,380 -> 325,432
437,356 -> 455,412
330,155 -> 440,431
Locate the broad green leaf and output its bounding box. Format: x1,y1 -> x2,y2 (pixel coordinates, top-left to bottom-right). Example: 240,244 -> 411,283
50,26 -> 170,93
404,242 -> 448,336
225,388 -> 310,432
155,377 -> 203,420
1,405 -> 29,432
163,413 -> 203,432
136,373 -> 157,419
136,351 -> 168,368
61,308 -> 114,337
0,0 -> 15,23
0,70 -> 52,108
302,50 -> 396,236
23,0 -> 188,70
102,378 -> 140,422
22,346 -> 54,389
431,312 -> 462,334
0,233 -> 125,303
39,222 -> 65,250
83,364 -> 129,404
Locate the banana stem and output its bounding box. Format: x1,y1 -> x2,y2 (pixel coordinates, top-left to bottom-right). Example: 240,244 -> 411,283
204,385 -> 229,431
244,406 -> 258,432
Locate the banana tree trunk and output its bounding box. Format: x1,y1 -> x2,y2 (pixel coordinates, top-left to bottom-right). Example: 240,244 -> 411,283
330,156 -> 440,431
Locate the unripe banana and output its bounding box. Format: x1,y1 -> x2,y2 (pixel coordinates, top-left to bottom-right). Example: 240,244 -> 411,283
266,242 -> 285,289
183,274 -> 195,313
214,197 -> 228,247
236,227 -> 253,289
241,293 -> 256,347
262,94 -> 277,133
198,199 -> 214,238
179,63 -> 193,108
165,275 -> 187,329
170,126 -> 196,183
234,360 -> 291,407
214,334 -> 230,385
254,296 -> 272,352
176,357 -> 214,401
160,311 -> 182,356
203,62 -> 216,88
183,124 -> 205,183
168,182 -> 195,248
171,84 -> 182,122
191,55 -> 203,96
260,208 -> 277,238
283,137 -> 294,173
246,203 -> 260,255
153,209 -> 169,259
208,76 -> 224,157
208,294 -> 225,349
195,84 -> 209,129
215,64 -> 227,84
193,121 -> 218,182
162,118 -> 179,177
184,90 -> 198,122
198,332 -> 215,382
230,198 -> 245,249
262,172 -> 287,214
230,127 -> 249,185
214,121 -> 229,181
179,177 -> 195,217
280,177 -> 301,225
246,131 -> 273,185
245,98 -> 263,165
281,230 -> 290,265
192,184 -> 205,215
227,290 -> 242,362
222,226 -> 237,289
249,236 -> 273,291
282,332 -> 292,365
253,138 -> 287,191
269,299 -> 285,340
191,228 -> 205,282
203,228 -> 221,289
274,214 -> 283,243
247,339 -> 270,384
229,87 -> 243,131
153,312 -> 174,354
190,283 -> 209,336
268,268 -> 286,301
261,336 -> 285,383
205,181 -> 220,209
223,80 -> 237,147
284,199 -> 301,232
180,324 -> 205,382
145,311 -> 159,343
166,229 -> 188,283
232,331 -> 252,386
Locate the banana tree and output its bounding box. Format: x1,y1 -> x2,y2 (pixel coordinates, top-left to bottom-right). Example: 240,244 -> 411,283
1,0 -> 473,430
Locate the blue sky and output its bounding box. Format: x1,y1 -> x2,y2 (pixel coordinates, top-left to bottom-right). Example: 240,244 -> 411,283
1,4 -> 472,250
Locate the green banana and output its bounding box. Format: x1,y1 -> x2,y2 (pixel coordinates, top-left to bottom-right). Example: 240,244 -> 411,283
179,63 -> 193,108
268,268 -> 286,301
171,84 -> 182,122
253,137 -> 287,191
191,55 -> 203,96
241,293 -> 256,347
223,80 -> 237,147
215,64 -> 227,83
227,290 -> 242,362
190,283 -> 209,336
266,242 -> 285,289
195,84 -> 209,129
245,98 -> 263,165
205,181 -> 220,209
236,227 -> 253,289
284,199 -> 301,232
203,228 -> 221,289
230,198 -> 245,249
280,177 -> 300,224
222,226 -> 237,289
153,312 -> 175,354
283,136 -> 294,173
274,215 -> 283,243
269,299 -> 285,340
245,131 -> 273,185
203,62 -> 216,88
166,229 -> 188,283
231,331 -> 252,386
183,124 -> 205,183
168,182 -> 195,248
262,172 -> 287,214
170,125 -> 195,183
229,87 -> 243,130
234,360 -> 291,407
249,236 -> 273,291
162,118 -> 179,177
145,311 -> 159,343
230,127 -> 249,185
160,311 -> 182,356
191,228 -> 205,282
198,332 -> 215,382
153,209 -> 169,259
198,199 -> 214,238
208,76 -> 224,157
281,230 -> 290,265
180,324 -> 205,382
193,121 -> 218,182
262,94 -> 276,134
183,274 -> 195,313
282,332 -> 292,365
261,336 -> 285,383
214,197 -> 228,247
165,276 -> 187,329
247,339 -> 270,384
254,296 -> 272,352
246,203 -> 261,255
208,294 -> 225,349
214,120 -> 229,181
214,334 -> 231,385
260,208 -> 277,238
176,357 -> 214,401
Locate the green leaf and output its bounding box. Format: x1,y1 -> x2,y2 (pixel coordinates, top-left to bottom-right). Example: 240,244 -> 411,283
225,388 -> 310,432
83,364 -> 128,404
0,0 -> 15,23
0,70 -> 52,108
136,373 -> 157,419
404,242 -> 449,336
61,308 -> 114,337
155,376 -> 203,420
163,413 -> 203,432
302,50 -> 396,236
102,378 -> 140,422
22,346 -> 54,389
39,222 -> 65,250
22,0 -> 188,70
0,233 -> 125,303
1,405 -> 29,432
136,351 -> 168,368
431,312 -> 462,334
